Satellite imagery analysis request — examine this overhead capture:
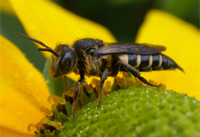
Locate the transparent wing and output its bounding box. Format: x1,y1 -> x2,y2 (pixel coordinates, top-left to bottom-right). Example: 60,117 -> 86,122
96,43 -> 166,56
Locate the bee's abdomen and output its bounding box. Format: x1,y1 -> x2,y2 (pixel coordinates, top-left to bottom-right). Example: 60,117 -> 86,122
127,54 -> 183,72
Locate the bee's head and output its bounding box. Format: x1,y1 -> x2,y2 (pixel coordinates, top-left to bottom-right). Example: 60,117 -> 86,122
16,33 -> 76,78
50,45 -> 76,77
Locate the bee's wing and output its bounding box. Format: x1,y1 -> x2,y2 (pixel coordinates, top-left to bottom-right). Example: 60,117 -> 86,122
96,43 -> 166,56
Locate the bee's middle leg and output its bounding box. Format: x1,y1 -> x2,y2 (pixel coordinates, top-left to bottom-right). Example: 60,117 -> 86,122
98,69 -> 108,108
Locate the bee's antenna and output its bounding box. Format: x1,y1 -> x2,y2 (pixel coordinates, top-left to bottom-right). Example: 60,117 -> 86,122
16,32 -> 58,57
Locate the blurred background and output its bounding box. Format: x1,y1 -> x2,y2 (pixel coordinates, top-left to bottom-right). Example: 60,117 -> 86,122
0,0 -> 199,72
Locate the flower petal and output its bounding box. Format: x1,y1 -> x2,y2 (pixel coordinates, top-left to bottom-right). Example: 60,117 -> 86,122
0,35 -> 50,135
9,0 -> 116,58
0,126 -> 32,137
136,10 -> 200,99
0,0 -> 15,15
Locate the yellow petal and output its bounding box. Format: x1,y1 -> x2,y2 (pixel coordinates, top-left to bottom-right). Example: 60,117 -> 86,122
9,0 -> 116,58
0,0 -> 15,15
0,126 -> 33,137
136,10 -> 200,99
0,35 -> 50,135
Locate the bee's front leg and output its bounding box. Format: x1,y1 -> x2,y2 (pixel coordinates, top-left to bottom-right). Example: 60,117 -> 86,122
98,69 -> 108,108
64,76 -> 68,91
72,73 -> 84,122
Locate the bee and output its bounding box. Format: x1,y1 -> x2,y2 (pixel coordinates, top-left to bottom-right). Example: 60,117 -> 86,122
16,33 -> 183,121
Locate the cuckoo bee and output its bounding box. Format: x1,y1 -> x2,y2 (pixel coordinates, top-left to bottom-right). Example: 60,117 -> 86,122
16,33 -> 183,121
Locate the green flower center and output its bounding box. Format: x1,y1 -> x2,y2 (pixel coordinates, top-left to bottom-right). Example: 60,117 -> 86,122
61,88 -> 200,137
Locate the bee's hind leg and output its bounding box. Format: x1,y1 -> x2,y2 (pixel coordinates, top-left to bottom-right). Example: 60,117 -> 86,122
119,61 -> 157,87
98,69 -> 108,108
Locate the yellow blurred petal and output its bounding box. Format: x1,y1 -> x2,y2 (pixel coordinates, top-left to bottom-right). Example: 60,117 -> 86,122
9,0 -> 116,58
0,86 -> 37,136
0,126 -> 33,137
136,10 -> 200,99
0,0 -> 15,15
0,35 -> 50,134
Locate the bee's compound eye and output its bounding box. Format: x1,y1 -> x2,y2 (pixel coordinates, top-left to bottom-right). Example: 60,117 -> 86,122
57,49 -> 76,76
60,52 -> 72,69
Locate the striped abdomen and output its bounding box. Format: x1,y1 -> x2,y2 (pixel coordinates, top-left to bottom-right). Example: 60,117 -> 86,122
119,54 -> 183,72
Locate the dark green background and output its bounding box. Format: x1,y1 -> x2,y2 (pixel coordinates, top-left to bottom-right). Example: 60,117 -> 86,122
0,0 -> 199,72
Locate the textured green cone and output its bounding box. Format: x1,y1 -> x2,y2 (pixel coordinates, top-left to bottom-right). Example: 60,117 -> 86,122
60,87 -> 200,137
